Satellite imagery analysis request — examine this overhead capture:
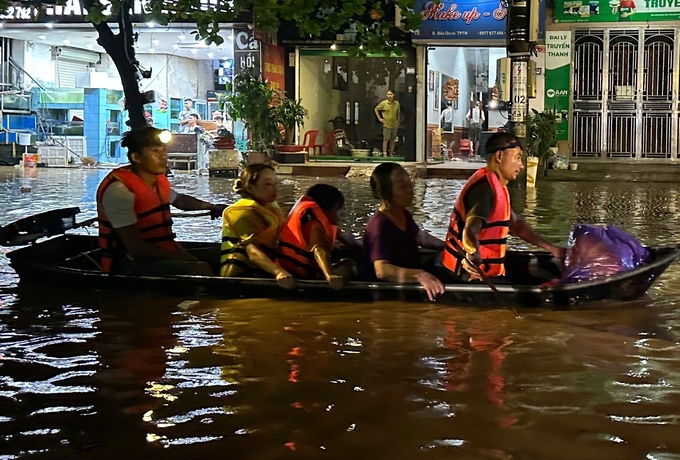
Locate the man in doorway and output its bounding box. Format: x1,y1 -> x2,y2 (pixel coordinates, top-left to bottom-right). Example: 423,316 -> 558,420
440,101 -> 453,132
179,98 -> 200,133
466,101 -> 485,155
374,90 -> 401,157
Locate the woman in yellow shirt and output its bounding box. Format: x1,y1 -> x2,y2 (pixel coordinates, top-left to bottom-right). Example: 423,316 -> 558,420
220,164 -> 294,289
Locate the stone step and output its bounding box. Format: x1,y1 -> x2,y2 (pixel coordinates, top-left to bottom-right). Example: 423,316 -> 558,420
567,160 -> 680,173
545,169 -> 680,182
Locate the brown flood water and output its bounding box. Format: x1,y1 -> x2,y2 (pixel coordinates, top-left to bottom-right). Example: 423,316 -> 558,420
1,166 -> 680,459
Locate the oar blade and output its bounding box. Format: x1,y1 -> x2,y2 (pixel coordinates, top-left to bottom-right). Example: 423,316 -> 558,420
0,207 -> 81,246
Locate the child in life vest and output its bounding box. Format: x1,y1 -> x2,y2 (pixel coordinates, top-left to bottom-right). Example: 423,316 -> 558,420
277,184 -> 360,290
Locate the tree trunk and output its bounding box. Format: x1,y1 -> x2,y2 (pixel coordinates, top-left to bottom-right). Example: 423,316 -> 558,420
83,0 -> 146,130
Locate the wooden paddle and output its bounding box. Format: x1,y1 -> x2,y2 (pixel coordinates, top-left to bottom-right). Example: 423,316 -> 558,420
0,208 -> 214,246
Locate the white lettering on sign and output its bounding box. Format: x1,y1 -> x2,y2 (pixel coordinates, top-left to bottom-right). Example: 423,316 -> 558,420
0,0 -> 222,21
511,61 -> 527,122
419,1 -> 506,24
235,31 -> 259,51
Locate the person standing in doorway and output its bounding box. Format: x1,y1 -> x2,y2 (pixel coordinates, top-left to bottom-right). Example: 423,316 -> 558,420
374,90 -> 401,157
179,98 -> 200,133
440,101 -> 454,132
466,101 -> 485,155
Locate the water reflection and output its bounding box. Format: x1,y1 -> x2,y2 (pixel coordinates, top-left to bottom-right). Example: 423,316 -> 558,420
2,168 -> 680,458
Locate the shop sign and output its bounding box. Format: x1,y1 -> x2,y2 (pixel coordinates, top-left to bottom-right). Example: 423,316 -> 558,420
233,27 -> 261,78
262,43 -> 285,92
413,0 -> 545,39
554,0 -> 680,22
544,32 -> 571,141
0,0 -> 250,23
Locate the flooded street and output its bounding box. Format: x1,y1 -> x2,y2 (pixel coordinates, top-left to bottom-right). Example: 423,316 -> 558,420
1,165 -> 680,459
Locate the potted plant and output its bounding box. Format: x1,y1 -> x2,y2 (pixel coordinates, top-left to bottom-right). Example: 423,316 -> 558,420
213,125 -> 236,150
275,97 -> 309,153
526,108 -> 558,176
223,71 -> 281,162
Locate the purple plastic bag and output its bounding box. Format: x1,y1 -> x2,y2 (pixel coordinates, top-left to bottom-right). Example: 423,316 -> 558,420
562,224 -> 649,283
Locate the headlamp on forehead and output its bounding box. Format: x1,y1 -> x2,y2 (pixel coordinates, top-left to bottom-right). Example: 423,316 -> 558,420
159,130 -> 172,144
500,141 -> 523,151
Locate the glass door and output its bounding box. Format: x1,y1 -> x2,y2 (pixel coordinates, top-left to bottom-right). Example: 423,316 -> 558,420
299,50 -> 417,160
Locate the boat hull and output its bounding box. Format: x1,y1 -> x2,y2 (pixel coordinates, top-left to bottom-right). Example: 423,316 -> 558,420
7,234 -> 679,308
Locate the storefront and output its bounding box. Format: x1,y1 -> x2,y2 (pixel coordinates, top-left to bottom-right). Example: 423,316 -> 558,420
279,18 -> 418,161
552,0 -> 680,160
0,0 -> 245,161
295,50 -> 417,159
413,0 -> 546,161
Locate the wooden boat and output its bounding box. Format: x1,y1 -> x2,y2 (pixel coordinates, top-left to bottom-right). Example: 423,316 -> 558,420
2,208 -> 679,307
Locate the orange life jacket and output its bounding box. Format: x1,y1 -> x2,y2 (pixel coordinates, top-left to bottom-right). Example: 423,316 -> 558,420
442,167 -> 511,278
96,167 -> 180,272
277,196 -> 338,279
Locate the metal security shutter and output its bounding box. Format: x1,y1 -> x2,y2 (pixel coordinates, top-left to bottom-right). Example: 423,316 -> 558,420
54,58 -> 89,89
52,46 -> 100,89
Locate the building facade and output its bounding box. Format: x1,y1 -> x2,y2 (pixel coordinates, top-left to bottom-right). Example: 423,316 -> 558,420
550,0 -> 680,160
412,0 -> 547,162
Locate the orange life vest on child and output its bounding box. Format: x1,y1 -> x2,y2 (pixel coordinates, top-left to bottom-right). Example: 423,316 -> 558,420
277,196 -> 338,279
96,167 -> 180,272
442,167 -> 511,278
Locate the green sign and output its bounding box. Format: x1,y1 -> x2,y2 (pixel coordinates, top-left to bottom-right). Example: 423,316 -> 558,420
554,0 -> 680,22
545,32 -> 571,142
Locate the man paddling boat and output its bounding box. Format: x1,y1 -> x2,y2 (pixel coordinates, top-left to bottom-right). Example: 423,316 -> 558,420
96,127 -> 226,275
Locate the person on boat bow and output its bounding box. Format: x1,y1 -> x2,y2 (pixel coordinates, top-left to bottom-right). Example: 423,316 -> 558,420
277,184 -> 361,290
96,127 -> 227,276
441,132 -> 566,283
220,164 -> 294,289
362,163 -> 446,301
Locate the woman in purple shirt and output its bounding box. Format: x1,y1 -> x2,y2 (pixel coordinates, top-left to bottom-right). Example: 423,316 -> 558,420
362,163 -> 446,301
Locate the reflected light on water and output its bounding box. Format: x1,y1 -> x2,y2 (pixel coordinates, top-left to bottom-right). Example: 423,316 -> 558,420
1,168 -> 680,457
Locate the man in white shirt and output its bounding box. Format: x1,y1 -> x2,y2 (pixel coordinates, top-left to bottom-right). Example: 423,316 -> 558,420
440,102 -> 453,132
179,98 -> 200,133
97,127 -> 226,275
466,101 -> 485,155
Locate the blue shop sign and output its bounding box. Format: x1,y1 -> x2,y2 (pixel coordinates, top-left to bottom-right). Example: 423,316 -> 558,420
413,0 -> 545,40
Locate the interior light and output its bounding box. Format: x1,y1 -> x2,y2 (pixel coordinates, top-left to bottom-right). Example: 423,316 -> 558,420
330,44 -> 337,50
85,44 -> 94,50
159,130 -> 172,144
178,35 -> 185,40
207,52 -> 214,58
146,22 -> 155,28
190,49 -> 197,54
38,35 -> 46,40
62,39 -> 70,45
172,44 -> 179,50
152,39 -> 159,45
45,23 -> 53,28
148,48 -> 155,53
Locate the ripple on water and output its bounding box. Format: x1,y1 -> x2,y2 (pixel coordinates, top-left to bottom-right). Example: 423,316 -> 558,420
1,170 -> 680,458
